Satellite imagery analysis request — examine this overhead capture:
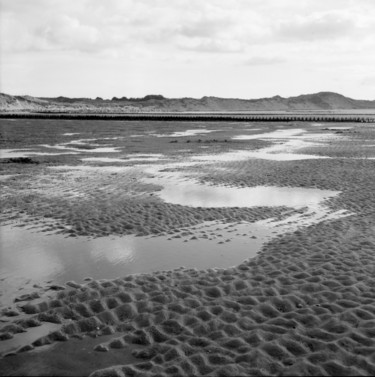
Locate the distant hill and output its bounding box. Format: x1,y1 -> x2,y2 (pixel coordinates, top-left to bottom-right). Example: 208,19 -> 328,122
1,91 -> 375,113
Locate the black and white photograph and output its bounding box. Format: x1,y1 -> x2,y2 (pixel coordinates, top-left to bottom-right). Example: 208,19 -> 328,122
0,0 -> 375,376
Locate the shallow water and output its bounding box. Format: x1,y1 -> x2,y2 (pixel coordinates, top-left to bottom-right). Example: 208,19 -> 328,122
40,144 -> 120,153
232,129 -> 305,140
0,175 -> 16,181
192,148 -> 327,162
145,173 -> 339,208
191,137 -> 329,161
81,157 -> 129,163
0,149 -> 79,158
0,121 -> 352,316
0,322 -> 61,355
81,156 -> 166,163
49,165 -> 133,173
198,129 -> 338,161
154,129 -> 217,137
0,221 -> 274,308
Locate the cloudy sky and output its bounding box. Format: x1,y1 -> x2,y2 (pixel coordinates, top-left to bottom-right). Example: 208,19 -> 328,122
1,0 -> 374,99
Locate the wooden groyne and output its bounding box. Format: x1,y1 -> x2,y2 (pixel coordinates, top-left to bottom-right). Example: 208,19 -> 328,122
0,112 -> 374,123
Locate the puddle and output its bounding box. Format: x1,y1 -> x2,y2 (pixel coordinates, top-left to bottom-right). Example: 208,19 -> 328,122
0,175 -> 16,181
154,129 -> 217,137
260,208 -> 352,233
40,144 -> 120,153
327,127 -> 353,131
192,150 -> 327,161
0,149 -> 79,158
0,322 -> 61,356
81,157 -> 129,163
197,129 -> 341,161
293,133 -> 338,140
125,158 -> 163,162
232,128 -> 343,142
131,153 -> 164,157
81,154 -> 166,163
49,165 -> 132,173
144,171 -> 339,208
232,129 -> 305,140
62,133 -> 80,136
82,157 -> 165,163
192,142 -> 327,162
0,221 -> 275,309
68,139 -> 99,145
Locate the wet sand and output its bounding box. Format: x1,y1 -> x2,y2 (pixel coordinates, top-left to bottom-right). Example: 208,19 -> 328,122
0,120 -> 375,376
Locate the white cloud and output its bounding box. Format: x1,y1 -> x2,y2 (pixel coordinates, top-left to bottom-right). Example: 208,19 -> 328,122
245,57 -> 285,66
278,16 -> 352,41
35,15 -> 101,51
177,37 -> 244,53
0,0 -> 374,99
274,11 -> 363,42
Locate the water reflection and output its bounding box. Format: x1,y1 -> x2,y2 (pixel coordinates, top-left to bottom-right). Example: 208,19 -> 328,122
0,149 -> 78,158
154,129 -> 217,137
41,144 -> 120,153
0,222 -> 272,308
81,157 -> 129,163
144,171 -> 339,208
232,129 -> 305,140
198,129 -> 336,161
49,165 -> 132,173
0,323 -> 61,355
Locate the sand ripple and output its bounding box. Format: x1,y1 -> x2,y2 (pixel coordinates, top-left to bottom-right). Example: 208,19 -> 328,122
1,215 -> 374,376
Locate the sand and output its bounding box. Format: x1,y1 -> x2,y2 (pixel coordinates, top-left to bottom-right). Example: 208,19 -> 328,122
0,214 -> 374,376
0,120 -> 375,376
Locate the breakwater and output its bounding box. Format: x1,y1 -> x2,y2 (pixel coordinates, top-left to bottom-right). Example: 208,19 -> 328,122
0,112 -> 374,122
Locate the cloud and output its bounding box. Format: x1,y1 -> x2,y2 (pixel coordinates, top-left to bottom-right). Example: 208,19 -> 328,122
179,18 -> 229,38
2,0 -> 372,56
361,76 -> 375,87
1,0 -> 375,99
178,38 -> 243,53
244,57 -> 285,66
36,16 -> 100,51
275,12 -> 360,42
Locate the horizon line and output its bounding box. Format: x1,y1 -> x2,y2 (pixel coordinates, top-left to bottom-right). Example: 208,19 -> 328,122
1,91 -> 374,102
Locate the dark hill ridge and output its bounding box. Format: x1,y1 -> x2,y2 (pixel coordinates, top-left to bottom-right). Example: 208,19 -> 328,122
1,91 -> 375,112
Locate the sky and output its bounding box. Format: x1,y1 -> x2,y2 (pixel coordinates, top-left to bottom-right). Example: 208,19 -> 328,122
1,0 -> 374,99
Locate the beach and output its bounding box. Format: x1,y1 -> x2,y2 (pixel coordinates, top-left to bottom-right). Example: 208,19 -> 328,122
0,119 -> 374,376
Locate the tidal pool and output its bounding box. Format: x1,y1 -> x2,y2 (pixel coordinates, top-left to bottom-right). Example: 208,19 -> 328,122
232,129 -> 305,140
198,129 -> 338,161
0,149 -> 79,158
146,173 -> 339,209
49,165 -> 133,173
80,154 -> 167,163
154,129 -> 217,137
81,157 -> 129,163
41,144 -> 120,153
0,221 -> 274,309
191,146 -> 327,162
